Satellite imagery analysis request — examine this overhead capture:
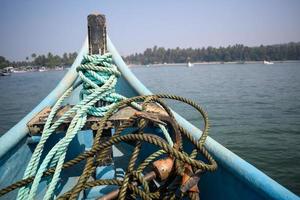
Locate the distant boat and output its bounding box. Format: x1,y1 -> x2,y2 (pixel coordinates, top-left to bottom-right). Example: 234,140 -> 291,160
38,67 -> 47,72
0,72 -> 11,76
187,62 -> 193,67
0,67 -> 13,76
263,60 -> 274,65
13,68 -> 27,73
54,66 -> 64,71
13,70 -> 27,73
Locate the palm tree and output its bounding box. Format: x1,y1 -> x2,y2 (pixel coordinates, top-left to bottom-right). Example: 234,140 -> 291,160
31,53 -> 37,59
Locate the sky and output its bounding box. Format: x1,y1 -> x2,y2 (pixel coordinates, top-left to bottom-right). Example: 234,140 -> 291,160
0,0 -> 300,61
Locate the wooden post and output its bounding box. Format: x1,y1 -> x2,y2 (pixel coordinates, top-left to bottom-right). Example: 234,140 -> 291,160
88,13 -> 107,55
87,13 -> 107,108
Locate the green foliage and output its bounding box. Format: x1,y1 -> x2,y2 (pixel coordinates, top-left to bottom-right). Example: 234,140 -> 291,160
1,42 -> 300,68
124,42 -> 300,64
0,56 -> 10,69
34,52 -> 78,67
7,52 -> 78,68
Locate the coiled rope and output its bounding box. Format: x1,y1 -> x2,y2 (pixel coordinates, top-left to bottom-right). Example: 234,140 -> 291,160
0,94 -> 217,199
0,53 -> 217,199
59,94 -> 217,200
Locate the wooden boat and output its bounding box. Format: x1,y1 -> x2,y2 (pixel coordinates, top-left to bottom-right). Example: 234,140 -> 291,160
0,15 -> 299,200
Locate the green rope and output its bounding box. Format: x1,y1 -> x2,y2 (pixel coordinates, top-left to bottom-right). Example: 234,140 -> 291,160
17,53 -> 174,200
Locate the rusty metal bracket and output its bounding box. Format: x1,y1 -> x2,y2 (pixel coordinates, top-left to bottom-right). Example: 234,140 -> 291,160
134,111 -> 167,126
27,103 -> 168,135
181,165 -> 201,193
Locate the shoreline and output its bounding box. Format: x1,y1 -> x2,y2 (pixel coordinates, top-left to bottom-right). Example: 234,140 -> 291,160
128,60 -> 300,67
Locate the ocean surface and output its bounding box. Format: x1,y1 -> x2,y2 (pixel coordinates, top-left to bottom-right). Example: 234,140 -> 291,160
0,63 -> 299,195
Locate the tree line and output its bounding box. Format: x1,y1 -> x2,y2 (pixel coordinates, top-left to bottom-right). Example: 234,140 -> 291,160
124,42 -> 300,65
1,42 -> 300,69
0,52 -> 78,69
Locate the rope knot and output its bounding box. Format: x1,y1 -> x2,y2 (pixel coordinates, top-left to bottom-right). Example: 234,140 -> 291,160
76,53 -> 124,116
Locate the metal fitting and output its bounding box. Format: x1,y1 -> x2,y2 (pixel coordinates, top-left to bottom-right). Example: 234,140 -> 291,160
152,157 -> 174,181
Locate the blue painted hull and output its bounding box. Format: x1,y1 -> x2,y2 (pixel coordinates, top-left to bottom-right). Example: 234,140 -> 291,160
0,37 -> 298,200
